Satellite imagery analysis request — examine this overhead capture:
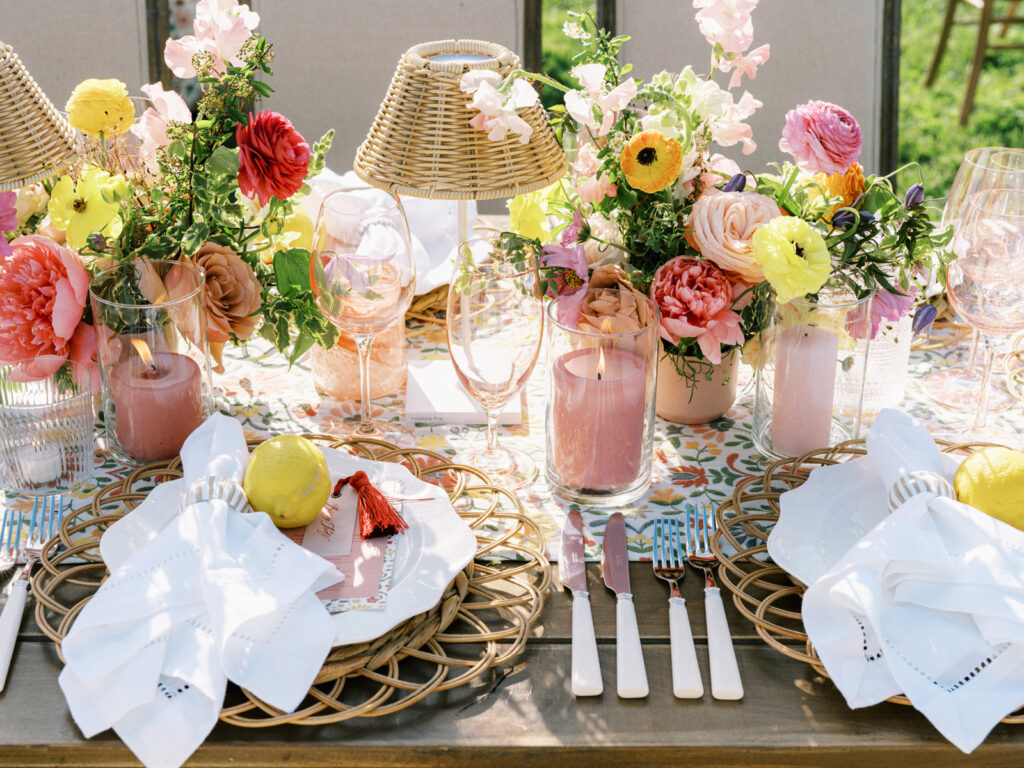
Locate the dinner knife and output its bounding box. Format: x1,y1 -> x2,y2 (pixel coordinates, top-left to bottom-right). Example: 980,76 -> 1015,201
602,513 -> 649,698
560,509 -> 603,696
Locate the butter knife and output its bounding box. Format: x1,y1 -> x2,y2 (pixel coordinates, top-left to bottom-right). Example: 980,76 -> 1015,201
602,513 -> 648,698
560,509 -> 602,696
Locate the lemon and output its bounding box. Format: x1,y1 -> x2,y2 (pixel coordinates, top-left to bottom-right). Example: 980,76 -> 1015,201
242,435 -> 331,528
953,446 -> 1024,530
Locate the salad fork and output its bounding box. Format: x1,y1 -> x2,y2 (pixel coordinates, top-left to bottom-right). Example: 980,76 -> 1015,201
0,493 -> 64,692
652,517 -> 704,698
685,502 -> 743,700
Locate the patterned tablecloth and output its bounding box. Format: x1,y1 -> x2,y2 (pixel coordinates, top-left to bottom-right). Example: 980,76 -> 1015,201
10,318 -> 1022,561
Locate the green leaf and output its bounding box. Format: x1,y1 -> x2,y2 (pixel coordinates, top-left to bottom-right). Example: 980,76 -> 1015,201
207,146 -> 240,178
181,222 -> 211,256
273,248 -> 311,298
288,331 -> 315,366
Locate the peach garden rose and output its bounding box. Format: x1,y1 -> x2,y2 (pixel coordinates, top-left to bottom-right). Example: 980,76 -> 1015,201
688,189 -> 781,284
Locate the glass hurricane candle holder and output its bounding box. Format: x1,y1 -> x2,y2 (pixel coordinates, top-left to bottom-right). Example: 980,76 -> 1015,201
545,289 -> 660,506
89,260 -> 214,465
752,291 -> 873,460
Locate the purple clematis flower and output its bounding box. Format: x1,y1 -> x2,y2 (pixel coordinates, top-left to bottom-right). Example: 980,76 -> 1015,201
541,242 -> 588,283
722,173 -> 747,192
912,303 -> 938,337
904,183 -> 925,208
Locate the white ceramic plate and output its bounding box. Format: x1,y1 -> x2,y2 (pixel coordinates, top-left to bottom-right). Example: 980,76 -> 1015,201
321,448 -> 477,647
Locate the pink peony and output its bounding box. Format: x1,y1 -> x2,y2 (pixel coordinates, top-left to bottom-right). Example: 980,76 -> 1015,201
779,100 -> 863,175
689,189 -> 781,283
650,256 -> 745,364
236,111 -> 310,207
0,235 -> 98,381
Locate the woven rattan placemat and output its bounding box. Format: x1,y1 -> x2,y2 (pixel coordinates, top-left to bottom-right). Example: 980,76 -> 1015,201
33,434 -> 550,726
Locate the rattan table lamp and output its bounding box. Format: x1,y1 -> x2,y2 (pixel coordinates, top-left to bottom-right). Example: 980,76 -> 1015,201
354,39 -> 567,243
0,41 -> 77,192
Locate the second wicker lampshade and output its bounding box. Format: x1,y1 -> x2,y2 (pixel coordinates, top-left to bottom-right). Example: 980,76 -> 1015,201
354,39 -> 567,201
0,41 -> 77,192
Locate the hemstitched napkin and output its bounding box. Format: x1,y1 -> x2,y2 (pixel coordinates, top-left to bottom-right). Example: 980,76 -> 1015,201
796,409 -> 1024,753
58,414 -> 342,768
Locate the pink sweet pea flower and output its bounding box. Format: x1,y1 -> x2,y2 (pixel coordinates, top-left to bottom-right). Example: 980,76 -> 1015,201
130,83 -> 192,172
712,91 -> 761,155
460,70 -> 537,144
0,191 -> 16,257
164,0 -> 259,79
694,0 -> 760,56
720,43 -> 770,89
572,143 -> 617,204
564,63 -> 637,137
650,256 -> 745,364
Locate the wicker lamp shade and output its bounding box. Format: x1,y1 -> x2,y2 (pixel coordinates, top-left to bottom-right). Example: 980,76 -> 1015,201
0,42 -> 77,192
354,40 -> 567,201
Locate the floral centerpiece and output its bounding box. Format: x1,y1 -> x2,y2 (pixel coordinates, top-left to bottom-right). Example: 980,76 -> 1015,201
463,1 -> 951,419
0,0 -> 338,383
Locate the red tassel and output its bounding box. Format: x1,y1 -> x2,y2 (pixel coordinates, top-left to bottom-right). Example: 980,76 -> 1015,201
333,472 -> 408,538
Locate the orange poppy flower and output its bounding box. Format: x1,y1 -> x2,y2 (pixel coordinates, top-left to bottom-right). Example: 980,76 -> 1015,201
620,130 -> 683,193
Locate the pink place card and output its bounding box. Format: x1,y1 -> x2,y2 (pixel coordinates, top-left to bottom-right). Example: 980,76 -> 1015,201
284,480 -> 400,613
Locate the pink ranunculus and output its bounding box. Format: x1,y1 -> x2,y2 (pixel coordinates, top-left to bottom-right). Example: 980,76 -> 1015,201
131,83 -> 192,172
236,110 -> 310,207
650,256 -> 745,364
779,100 -> 863,175
689,189 -> 781,283
0,235 -> 97,381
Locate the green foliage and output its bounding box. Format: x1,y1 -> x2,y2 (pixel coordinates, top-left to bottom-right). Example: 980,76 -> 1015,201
900,0 -> 1024,196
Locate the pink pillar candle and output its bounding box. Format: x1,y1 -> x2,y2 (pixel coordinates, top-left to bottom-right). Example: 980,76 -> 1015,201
771,325 -> 839,456
110,351 -> 206,462
551,347 -> 646,490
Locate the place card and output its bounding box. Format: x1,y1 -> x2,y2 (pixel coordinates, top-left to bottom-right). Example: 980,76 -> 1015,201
405,358 -> 521,425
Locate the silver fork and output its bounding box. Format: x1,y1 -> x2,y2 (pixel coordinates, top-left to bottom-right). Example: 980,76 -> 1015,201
685,502 -> 743,700
0,493 -> 64,692
652,517 -> 704,698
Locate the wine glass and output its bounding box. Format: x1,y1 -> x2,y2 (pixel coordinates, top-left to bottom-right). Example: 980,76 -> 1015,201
946,188 -> 1024,445
446,236 -> 544,489
923,147 -> 1024,410
310,185 -> 415,436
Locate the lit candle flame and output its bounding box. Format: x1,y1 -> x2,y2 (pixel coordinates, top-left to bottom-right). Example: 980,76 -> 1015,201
597,347 -> 606,382
130,339 -> 158,373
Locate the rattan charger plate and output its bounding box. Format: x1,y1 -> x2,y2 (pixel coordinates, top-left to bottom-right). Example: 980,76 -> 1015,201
32,435 -> 550,727
711,438 -> 1024,724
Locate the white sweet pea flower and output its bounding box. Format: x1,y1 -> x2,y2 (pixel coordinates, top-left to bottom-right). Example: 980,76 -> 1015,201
460,70 -> 538,145
565,63 -> 637,137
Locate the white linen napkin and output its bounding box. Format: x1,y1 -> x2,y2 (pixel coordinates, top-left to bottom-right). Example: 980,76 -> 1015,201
796,409 -> 1024,753
58,414 -> 342,768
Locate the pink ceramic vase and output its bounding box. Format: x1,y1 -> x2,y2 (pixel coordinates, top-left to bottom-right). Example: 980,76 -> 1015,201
655,349 -> 739,424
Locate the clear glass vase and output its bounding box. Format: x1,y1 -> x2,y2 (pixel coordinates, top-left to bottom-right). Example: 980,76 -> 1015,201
752,291 -> 873,459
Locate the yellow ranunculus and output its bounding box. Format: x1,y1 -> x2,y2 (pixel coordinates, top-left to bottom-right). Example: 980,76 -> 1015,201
47,168 -> 126,249
65,79 -> 135,139
751,217 -> 831,304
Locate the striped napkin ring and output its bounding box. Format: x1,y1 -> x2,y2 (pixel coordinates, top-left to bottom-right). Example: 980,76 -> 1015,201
183,476 -> 253,515
887,470 -> 956,514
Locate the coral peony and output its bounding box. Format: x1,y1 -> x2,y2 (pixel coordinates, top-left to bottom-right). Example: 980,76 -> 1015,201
779,100 -> 862,175
0,235 -> 96,379
236,111 -> 311,207
650,256 -> 744,364
689,189 -> 781,283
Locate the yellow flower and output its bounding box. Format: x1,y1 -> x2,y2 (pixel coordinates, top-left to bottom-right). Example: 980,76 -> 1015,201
812,162 -> 866,221
254,207 -> 314,265
508,190 -> 550,241
620,130 -> 683,194
751,217 -> 831,304
65,79 -> 135,139
47,168 -> 126,249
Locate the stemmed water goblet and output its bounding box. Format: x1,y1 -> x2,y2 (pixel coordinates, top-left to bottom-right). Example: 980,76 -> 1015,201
923,147 -> 1024,410
945,187 -> 1024,445
310,184 -> 415,436
446,236 -> 544,489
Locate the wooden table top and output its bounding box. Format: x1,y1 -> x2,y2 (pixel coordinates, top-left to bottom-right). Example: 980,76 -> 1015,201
0,562 -> 1019,768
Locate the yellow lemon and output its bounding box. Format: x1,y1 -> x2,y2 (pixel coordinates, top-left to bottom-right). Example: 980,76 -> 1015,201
953,446 -> 1024,530
242,435 -> 331,528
